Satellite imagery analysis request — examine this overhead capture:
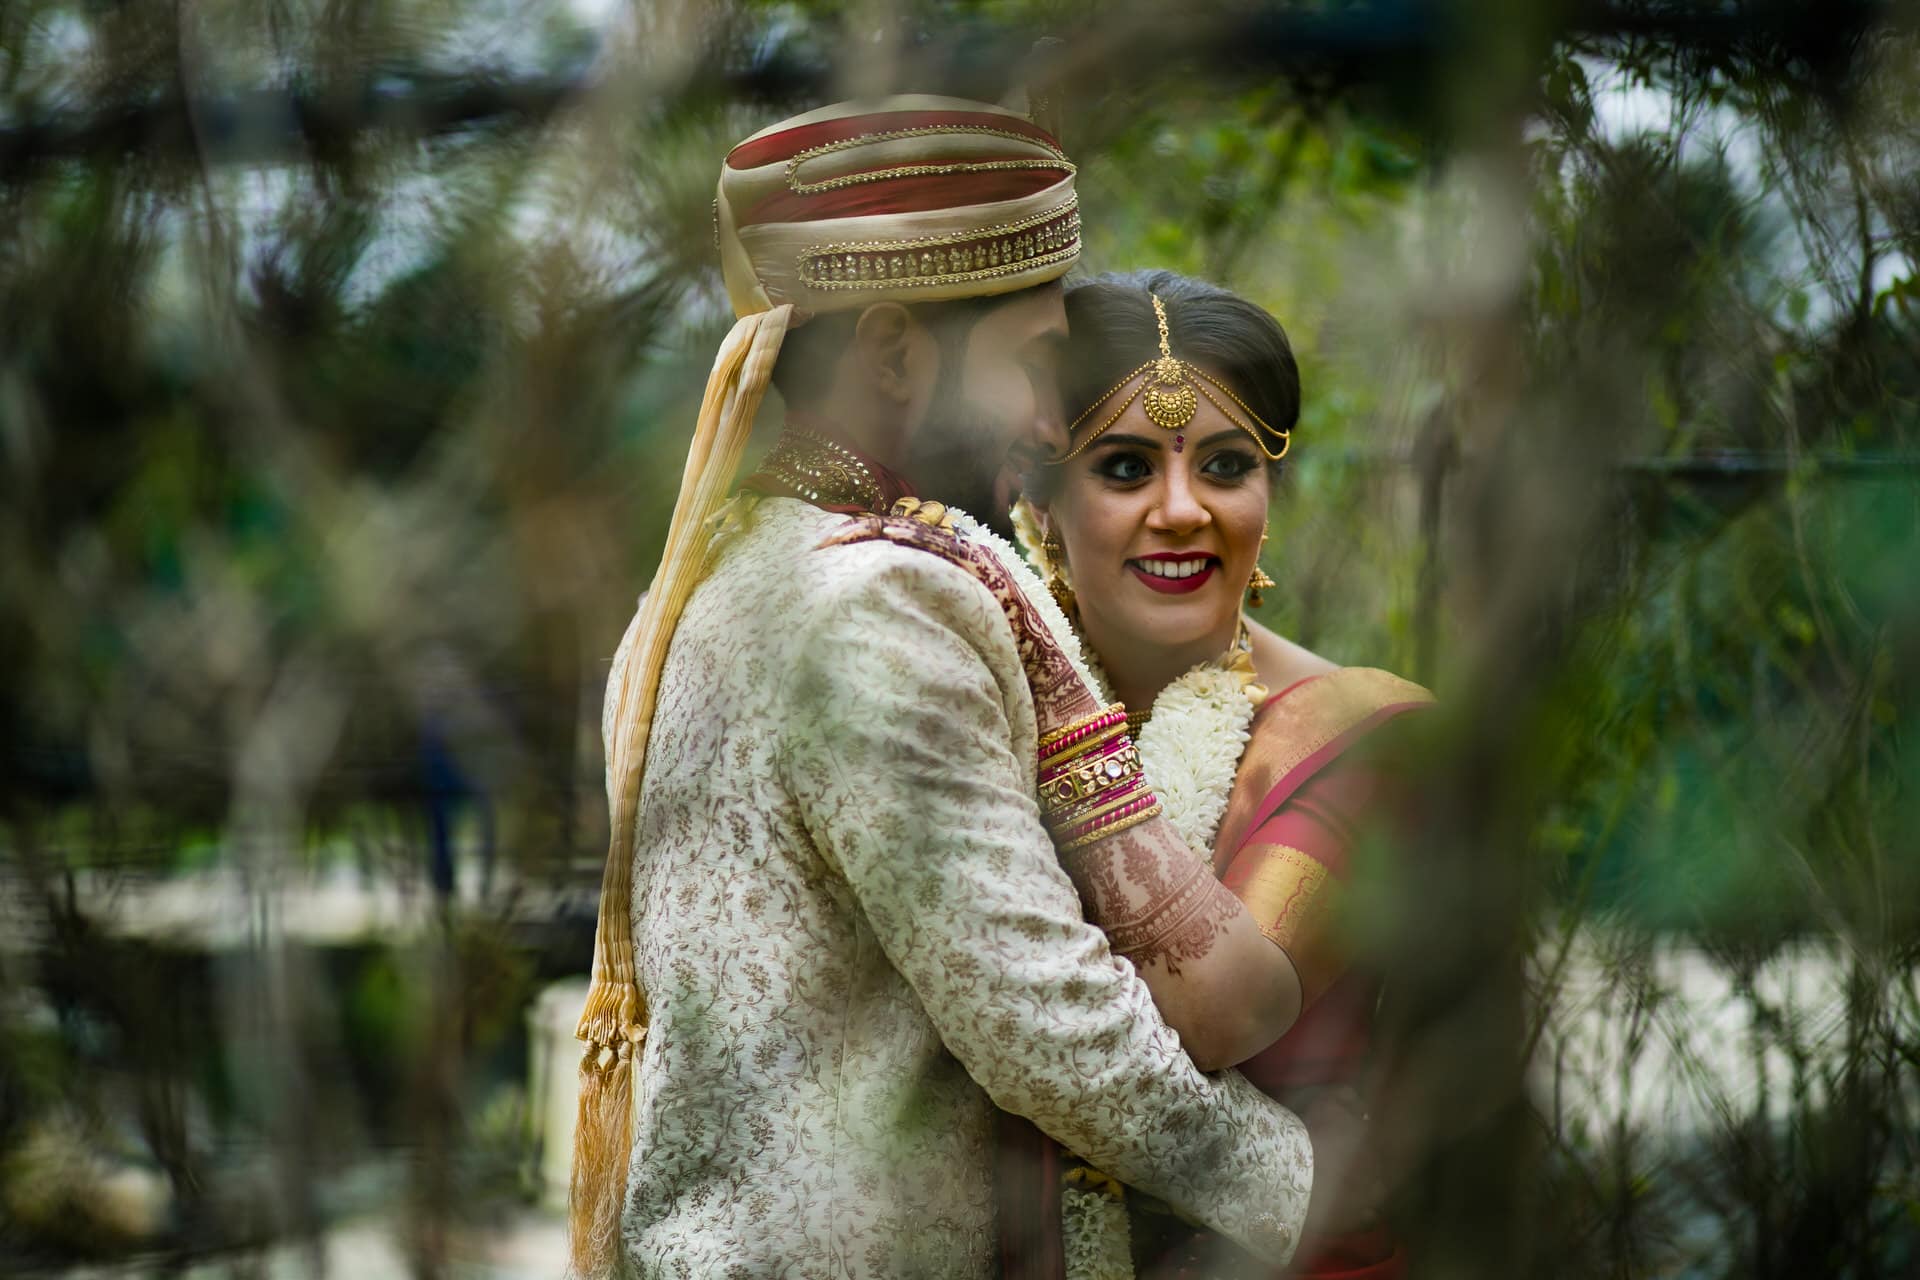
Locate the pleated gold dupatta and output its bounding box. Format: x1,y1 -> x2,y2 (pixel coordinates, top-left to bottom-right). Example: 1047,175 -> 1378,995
569,303 -> 792,1278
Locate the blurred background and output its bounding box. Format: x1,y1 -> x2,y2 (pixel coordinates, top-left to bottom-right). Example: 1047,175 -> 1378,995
2,1 -> 1916,1276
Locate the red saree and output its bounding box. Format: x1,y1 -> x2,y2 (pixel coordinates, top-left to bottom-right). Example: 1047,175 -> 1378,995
999,666 -> 1432,1280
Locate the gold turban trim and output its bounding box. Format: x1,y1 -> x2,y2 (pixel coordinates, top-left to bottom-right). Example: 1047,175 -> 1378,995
570,94 -> 1081,1278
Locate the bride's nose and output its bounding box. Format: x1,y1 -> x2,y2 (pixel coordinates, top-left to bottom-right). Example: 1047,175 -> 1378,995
1145,463 -> 1211,534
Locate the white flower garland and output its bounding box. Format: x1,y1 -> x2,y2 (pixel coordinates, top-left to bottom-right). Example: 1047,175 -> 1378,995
1080,649 -> 1258,856
1061,1184 -> 1134,1280
1066,649 -> 1257,1280
1134,663 -> 1259,855
1075,653 -> 1257,1280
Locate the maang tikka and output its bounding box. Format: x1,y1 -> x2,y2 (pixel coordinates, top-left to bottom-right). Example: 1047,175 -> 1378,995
1055,293 -> 1293,464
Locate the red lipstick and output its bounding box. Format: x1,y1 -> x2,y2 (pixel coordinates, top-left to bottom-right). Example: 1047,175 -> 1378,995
1126,552 -> 1219,596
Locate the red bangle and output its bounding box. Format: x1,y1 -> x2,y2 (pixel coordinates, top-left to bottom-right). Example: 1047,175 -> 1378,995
1038,705 -> 1127,764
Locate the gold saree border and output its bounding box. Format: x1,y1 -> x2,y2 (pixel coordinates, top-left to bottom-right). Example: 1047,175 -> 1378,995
1227,842 -> 1343,1006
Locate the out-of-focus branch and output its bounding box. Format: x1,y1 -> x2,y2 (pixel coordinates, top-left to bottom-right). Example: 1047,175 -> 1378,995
2,1 -> 1895,182
1307,447 -> 1920,475
0,72 -> 587,180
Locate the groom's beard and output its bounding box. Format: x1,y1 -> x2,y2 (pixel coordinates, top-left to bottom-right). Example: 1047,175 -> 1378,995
905,397 -> 1021,541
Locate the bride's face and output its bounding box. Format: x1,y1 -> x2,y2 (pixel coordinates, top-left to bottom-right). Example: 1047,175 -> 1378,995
1044,375 -> 1271,658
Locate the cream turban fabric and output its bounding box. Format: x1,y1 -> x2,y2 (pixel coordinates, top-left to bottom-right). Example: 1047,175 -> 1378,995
718,94 -> 1081,315
571,95 -> 1082,1277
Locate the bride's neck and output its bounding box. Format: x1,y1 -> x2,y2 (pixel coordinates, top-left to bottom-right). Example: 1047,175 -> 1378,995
1085,614 -> 1238,720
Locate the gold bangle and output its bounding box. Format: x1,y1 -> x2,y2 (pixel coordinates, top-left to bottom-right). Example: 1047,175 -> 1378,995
1047,779 -> 1150,832
1040,769 -> 1101,809
1059,800 -> 1163,853
1041,721 -> 1128,771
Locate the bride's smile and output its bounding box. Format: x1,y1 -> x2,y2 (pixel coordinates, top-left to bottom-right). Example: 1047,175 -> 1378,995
1127,552 -> 1220,592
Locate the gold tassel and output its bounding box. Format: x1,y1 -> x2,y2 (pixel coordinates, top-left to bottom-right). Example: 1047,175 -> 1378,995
568,303 -> 793,1278
569,993 -> 637,1277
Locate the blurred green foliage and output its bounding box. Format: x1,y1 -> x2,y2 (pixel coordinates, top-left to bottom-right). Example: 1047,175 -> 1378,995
1,0 -> 1916,1275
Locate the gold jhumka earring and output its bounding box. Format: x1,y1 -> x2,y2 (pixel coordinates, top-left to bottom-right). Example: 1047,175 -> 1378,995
1247,524 -> 1276,608
1041,524 -> 1076,616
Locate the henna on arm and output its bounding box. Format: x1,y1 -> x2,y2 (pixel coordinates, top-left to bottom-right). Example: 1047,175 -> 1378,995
1059,820 -> 1247,975
1064,815 -> 1301,1069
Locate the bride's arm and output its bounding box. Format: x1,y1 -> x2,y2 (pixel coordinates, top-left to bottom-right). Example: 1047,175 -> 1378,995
1090,617 -> 1369,1069
1056,820 -> 1304,1071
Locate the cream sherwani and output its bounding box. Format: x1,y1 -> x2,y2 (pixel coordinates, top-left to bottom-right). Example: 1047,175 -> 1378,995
608,495 -> 1311,1277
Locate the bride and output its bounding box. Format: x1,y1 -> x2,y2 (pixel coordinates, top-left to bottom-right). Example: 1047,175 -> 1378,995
1006,270 -> 1432,1280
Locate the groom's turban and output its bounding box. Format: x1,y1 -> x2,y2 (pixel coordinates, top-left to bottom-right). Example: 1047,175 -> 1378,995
718,94 -> 1081,316
571,94 -> 1082,1279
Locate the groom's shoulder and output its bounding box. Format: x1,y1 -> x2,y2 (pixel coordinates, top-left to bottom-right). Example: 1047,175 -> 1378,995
804,499 -> 1000,580
815,499 -> 986,574
798,500 -> 1011,634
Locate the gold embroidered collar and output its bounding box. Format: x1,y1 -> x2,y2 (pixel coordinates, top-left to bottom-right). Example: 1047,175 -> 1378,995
745,426 -> 889,513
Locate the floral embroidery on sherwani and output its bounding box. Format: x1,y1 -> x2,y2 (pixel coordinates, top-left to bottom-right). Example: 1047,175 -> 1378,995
604,495 -> 1313,1279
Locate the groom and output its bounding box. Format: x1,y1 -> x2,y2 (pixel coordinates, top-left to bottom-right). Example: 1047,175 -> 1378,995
572,95 -> 1325,1278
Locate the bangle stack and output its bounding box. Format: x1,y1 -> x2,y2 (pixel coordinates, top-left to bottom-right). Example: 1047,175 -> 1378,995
1037,705 -> 1163,853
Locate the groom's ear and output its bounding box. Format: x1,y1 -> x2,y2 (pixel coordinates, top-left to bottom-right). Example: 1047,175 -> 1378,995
851,302 -> 929,406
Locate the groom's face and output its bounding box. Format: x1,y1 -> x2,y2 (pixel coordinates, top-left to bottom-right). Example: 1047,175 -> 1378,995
902,285 -> 1070,538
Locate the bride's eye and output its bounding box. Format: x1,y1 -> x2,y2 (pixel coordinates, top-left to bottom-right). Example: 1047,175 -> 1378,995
1200,448 -> 1259,481
1092,450 -> 1152,484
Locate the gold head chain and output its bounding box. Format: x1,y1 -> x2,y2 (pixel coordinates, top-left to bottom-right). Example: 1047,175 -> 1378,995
1055,293 -> 1291,464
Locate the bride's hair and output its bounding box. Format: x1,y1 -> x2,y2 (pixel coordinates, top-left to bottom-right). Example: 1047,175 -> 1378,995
1061,269 -> 1299,477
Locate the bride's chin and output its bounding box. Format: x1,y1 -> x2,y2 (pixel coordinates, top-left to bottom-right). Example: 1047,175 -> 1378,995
1117,601 -> 1235,651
